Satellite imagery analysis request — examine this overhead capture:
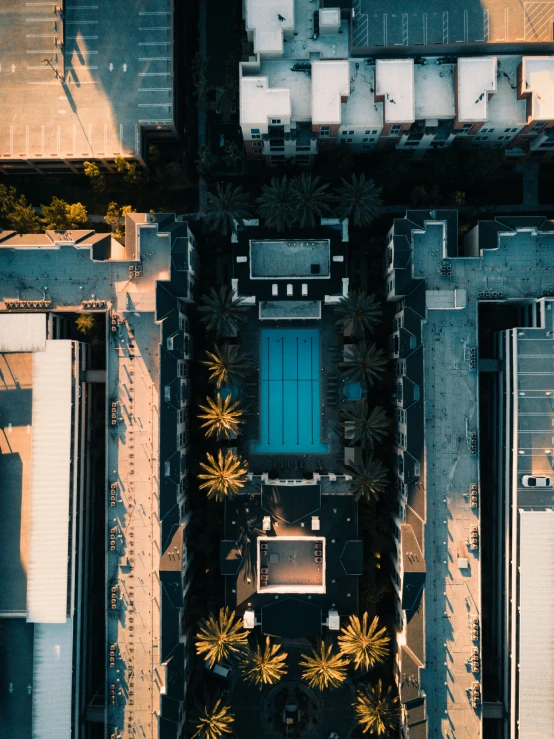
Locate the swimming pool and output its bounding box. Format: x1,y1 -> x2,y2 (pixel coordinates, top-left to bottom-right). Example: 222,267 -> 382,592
252,329 -> 329,454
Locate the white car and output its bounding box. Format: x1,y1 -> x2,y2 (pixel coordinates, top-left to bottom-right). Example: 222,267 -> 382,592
522,475 -> 552,487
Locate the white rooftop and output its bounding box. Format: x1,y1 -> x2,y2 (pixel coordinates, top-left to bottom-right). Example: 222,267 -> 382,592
240,76 -> 291,128
518,510 -> 554,739
27,340 -> 74,624
0,313 -> 46,353
263,61 -> 312,121
319,8 -> 340,28
375,60 -> 415,124
522,57 -> 554,121
487,56 -> 527,126
342,63 -> 383,129
457,57 -> 497,122
32,620 -> 74,739
414,62 -> 455,121
312,60 -> 350,125
244,0 -> 294,56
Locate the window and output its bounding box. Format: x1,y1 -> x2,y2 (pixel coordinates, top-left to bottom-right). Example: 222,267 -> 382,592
362,138 -> 368,142
252,142 -> 262,149
179,314 -> 188,332
341,130 -> 347,136
348,130 -> 354,135
320,126 -> 330,137
296,145 -> 310,151
346,138 -> 353,143
390,125 -> 402,135
252,134 -> 261,139
481,127 -> 495,133
504,127 -> 518,133
271,119 -> 281,124
462,123 -> 473,132
533,122 -> 546,131
362,145 -> 371,150
364,129 -> 378,135
251,128 -> 260,134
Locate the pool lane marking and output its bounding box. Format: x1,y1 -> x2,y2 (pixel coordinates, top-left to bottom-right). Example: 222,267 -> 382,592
297,336 -> 300,446
311,335 -> 314,444
266,334 -> 271,446
282,334 -> 285,446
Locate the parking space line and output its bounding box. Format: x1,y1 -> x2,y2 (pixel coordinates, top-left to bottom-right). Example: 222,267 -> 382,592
138,57 -> 170,61
65,35 -> 98,39
65,20 -> 98,24
383,13 -> 387,46
27,65 -> 60,69
139,88 -> 172,91
25,17 -> 56,22
139,27 -> 170,31
138,72 -> 168,77
26,49 -> 59,53
138,103 -> 172,107
443,11 -> 448,44
64,50 -> 98,54
138,42 -> 170,46
139,11 -> 170,15
423,12 -> 428,45
67,66 -> 98,70
464,9 -> 469,42
25,33 -> 58,37
27,80 -> 63,84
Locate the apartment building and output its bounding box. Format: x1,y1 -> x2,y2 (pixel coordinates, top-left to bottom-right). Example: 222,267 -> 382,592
384,210 -> 554,738
0,214 -> 197,739
239,0 -> 554,164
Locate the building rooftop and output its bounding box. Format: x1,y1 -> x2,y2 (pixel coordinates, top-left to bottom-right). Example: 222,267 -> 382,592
244,0 -> 294,56
240,76 -> 291,129
0,0 -> 175,167
258,536 -> 325,593
487,56 -> 527,126
456,57 -> 497,122
518,510 -> 554,739
375,60 -> 414,124
311,60 -> 350,125
522,56 -> 554,121
341,62 -> 383,128
262,61 -> 312,121
414,61 -> 455,121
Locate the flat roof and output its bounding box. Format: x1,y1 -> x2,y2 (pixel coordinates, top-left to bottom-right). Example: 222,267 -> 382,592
457,57 -> 497,122
375,60 -> 415,123
244,0 -> 294,55
0,353 -> 33,614
414,62 -> 455,121
518,510 -> 554,739
311,60 -> 350,125
250,239 -> 330,279
258,536 -> 325,593
0,0 -> 174,164
240,76 -> 291,128
32,620 -> 74,739
0,314 -> 46,353
27,341 -> 74,624
522,57 -> 554,121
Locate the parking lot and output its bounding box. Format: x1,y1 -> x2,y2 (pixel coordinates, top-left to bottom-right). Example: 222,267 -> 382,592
0,0 -> 174,165
352,0 -> 554,50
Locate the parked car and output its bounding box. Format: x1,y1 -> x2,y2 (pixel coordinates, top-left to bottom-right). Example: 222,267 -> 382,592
27,684 -> 32,695
522,475 -> 552,487
8,682 -> 13,694
328,733 -> 339,739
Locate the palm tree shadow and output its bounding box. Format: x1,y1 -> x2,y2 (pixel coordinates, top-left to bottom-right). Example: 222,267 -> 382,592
235,504 -> 263,581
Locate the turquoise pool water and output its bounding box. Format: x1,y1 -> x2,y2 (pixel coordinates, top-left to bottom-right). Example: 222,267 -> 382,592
252,329 -> 329,454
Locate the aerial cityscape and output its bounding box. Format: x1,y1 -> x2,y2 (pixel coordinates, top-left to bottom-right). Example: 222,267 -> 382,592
0,1 -> 552,739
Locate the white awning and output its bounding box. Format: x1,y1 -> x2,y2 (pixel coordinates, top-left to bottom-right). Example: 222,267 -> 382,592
27,341 -> 75,623
32,620 -> 74,739
0,313 -> 46,352
518,509 -> 554,738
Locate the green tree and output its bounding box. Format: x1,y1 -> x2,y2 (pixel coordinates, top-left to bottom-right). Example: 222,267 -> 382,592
196,145 -> 215,176
114,156 -> 143,186
40,197 -> 88,230
239,637 -> 288,689
83,160 -> 106,192
353,680 -> 400,736
203,183 -> 253,237
105,202 -> 135,240
198,449 -> 248,501
338,613 -> 390,671
202,344 -> 252,389
256,175 -> 297,231
338,341 -> 387,386
292,173 -> 333,228
340,402 -> 389,451
223,141 -> 242,169
75,314 -> 96,334
334,290 -> 382,337
198,286 -> 249,336
191,52 -> 211,102
195,607 -> 248,667
333,174 -> 383,228
192,698 -> 234,739
0,184 -> 40,233
346,456 -> 388,502
299,640 -> 349,690
198,394 -> 244,440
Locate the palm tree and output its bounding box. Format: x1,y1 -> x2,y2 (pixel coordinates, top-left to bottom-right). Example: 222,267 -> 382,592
299,640 -> 349,690
339,341 -> 387,386
256,175 -> 297,231
202,344 -> 252,389
195,607 -> 249,667
338,613 -> 390,671
203,183 -> 253,236
192,698 -> 235,739
340,402 -> 389,451
333,173 -> 383,228
353,680 -> 400,736
198,286 -> 249,337
239,636 -> 288,688
334,290 -> 382,337
198,394 -> 244,440
198,449 -> 248,501
292,173 -> 333,228
346,456 -> 387,502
